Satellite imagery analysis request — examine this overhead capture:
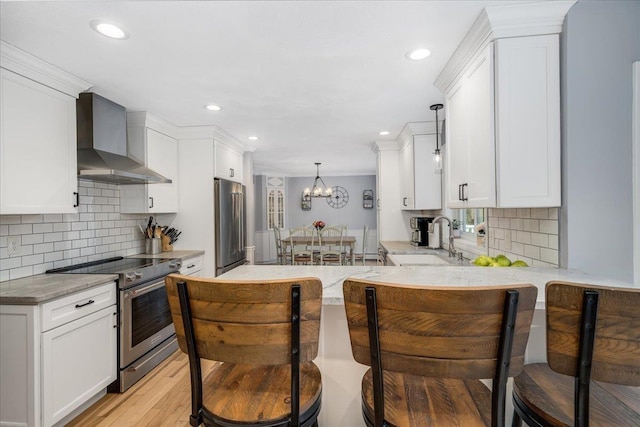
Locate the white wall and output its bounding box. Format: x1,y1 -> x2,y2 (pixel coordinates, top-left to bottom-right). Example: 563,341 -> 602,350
560,1 -> 640,282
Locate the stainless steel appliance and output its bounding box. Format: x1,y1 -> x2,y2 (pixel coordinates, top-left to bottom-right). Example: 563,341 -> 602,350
410,216 -> 434,247
76,92 -> 171,184
46,256 -> 181,392
215,178 -> 246,276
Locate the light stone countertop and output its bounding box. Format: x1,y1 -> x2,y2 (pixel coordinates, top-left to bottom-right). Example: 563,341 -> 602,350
218,265 -> 637,309
379,241 -> 442,254
0,250 -> 204,305
0,273 -> 118,305
129,250 -> 205,260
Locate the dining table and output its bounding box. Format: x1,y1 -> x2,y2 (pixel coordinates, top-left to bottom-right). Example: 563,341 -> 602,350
281,235 -> 357,265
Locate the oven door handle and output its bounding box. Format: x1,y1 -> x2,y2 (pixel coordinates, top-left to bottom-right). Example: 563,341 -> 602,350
126,280 -> 165,298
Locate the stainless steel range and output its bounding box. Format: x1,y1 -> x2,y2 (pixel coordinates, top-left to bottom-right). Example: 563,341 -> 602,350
47,256 -> 182,392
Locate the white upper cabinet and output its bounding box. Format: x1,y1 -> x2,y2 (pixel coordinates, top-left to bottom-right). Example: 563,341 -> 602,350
0,69 -> 80,214
214,140 -> 243,183
494,35 -> 561,207
446,45 -> 496,208
436,3 -> 570,208
400,132 -> 441,210
445,36 -> 560,208
120,113 -> 179,213
0,42 -> 91,214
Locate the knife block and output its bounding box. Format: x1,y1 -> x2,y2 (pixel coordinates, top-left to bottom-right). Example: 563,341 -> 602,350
161,235 -> 173,252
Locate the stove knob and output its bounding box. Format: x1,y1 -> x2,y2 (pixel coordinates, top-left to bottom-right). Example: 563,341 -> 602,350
125,272 -> 136,282
134,271 -> 143,279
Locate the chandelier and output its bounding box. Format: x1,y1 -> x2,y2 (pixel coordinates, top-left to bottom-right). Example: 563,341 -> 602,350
303,163 -> 332,198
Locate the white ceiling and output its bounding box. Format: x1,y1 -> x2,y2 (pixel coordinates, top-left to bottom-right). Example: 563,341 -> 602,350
1,1 -> 527,176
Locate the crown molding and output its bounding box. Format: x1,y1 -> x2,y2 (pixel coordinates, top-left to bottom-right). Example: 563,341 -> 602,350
0,41 -> 92,97
176,125 -> 253,153
127,111 -> 180,140
396,121 -> 439,148
434,1 -> 576,93
372,140 -> 399,153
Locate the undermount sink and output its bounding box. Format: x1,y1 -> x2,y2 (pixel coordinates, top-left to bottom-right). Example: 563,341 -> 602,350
386,254 -> 452,266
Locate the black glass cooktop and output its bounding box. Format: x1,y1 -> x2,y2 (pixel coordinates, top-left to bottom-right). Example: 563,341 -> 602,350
46,256 -> 175,274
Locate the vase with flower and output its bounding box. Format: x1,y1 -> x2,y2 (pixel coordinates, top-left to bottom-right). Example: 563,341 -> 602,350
312,220 -> 325,232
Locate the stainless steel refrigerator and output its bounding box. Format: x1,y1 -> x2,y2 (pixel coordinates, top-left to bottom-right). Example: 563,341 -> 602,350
214,178 -> 246,276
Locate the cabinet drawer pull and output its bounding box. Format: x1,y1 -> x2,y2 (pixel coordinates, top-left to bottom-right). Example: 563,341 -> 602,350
75,299 -> 94,309
73,192 -> 79,207
186,264 -> 196,269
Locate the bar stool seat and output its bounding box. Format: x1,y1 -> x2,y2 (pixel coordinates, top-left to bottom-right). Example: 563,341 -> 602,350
202,363 -> 322,423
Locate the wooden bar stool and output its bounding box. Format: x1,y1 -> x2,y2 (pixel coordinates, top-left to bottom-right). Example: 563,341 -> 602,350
512,281 -> 640,427
165,274 -> 323,427
343,279 -> 538,427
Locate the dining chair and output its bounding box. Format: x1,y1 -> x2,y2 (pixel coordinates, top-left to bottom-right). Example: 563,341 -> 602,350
273,226 -> 285,265
343,278 -> 538,427
353,224 -> 369,266
512,281 -> 640,427
289,226 -> 314,265
318,226 -> 344,265
165,274 -> 323,427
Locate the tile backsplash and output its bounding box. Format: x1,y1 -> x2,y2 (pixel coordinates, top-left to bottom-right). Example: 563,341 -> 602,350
487,208 -> 558,267
0,179 -> 149,282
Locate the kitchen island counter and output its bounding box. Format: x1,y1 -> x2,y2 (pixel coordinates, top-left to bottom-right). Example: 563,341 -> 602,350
220,264 -> 635,309
219,264 -> 636,427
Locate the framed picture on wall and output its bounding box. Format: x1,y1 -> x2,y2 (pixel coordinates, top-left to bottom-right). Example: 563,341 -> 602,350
363,190 -> 374,209
301,192 -> 311,211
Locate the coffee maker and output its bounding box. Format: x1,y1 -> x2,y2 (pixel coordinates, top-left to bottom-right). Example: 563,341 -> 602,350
410,217 -> 433,246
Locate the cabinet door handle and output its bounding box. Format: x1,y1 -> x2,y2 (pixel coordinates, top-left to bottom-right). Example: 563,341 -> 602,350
149,197 -> 154,209
75,299 -> 94,309
73,192 -> 79,207
403,197 -> 407,207
229,168 -> 234,177
461,183 -> 468,201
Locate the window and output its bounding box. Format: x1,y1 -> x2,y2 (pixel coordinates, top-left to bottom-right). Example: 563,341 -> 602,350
455,208 -> 485,236
266,176 -> 285,229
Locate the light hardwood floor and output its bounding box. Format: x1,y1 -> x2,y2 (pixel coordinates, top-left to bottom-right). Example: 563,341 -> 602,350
68,350 -> 218,427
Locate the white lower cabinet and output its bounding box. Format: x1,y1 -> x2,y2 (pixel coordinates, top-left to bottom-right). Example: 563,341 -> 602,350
0,281 -> 117,427
179,255 -> 203,277
42,306 -> 117,426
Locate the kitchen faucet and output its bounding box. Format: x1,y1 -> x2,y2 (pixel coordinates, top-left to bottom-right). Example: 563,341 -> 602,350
429,216 -> 457,258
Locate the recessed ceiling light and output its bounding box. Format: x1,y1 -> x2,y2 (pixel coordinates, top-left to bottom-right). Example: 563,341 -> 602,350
379,131 -> 390,136
205,104 -> 222,111
90,20 -> 129,40
248,136 -> 259,141
405,48 -> 431,61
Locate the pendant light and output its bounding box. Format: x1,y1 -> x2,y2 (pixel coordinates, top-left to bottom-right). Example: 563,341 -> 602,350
303,163 -> 333,198
430,103 -> 444,172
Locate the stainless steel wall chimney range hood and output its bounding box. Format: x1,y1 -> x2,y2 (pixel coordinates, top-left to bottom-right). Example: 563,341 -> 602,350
76,93 -> 171,184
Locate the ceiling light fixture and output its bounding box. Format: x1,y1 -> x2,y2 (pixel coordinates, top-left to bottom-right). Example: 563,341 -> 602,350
303,163 -> 332,198
205,104 -> 222,111
406,48 -> 431,61
379,131 -> 390,136
430,103 -> 444,173
90,20 -> 129,40
248,136 -> 259,141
